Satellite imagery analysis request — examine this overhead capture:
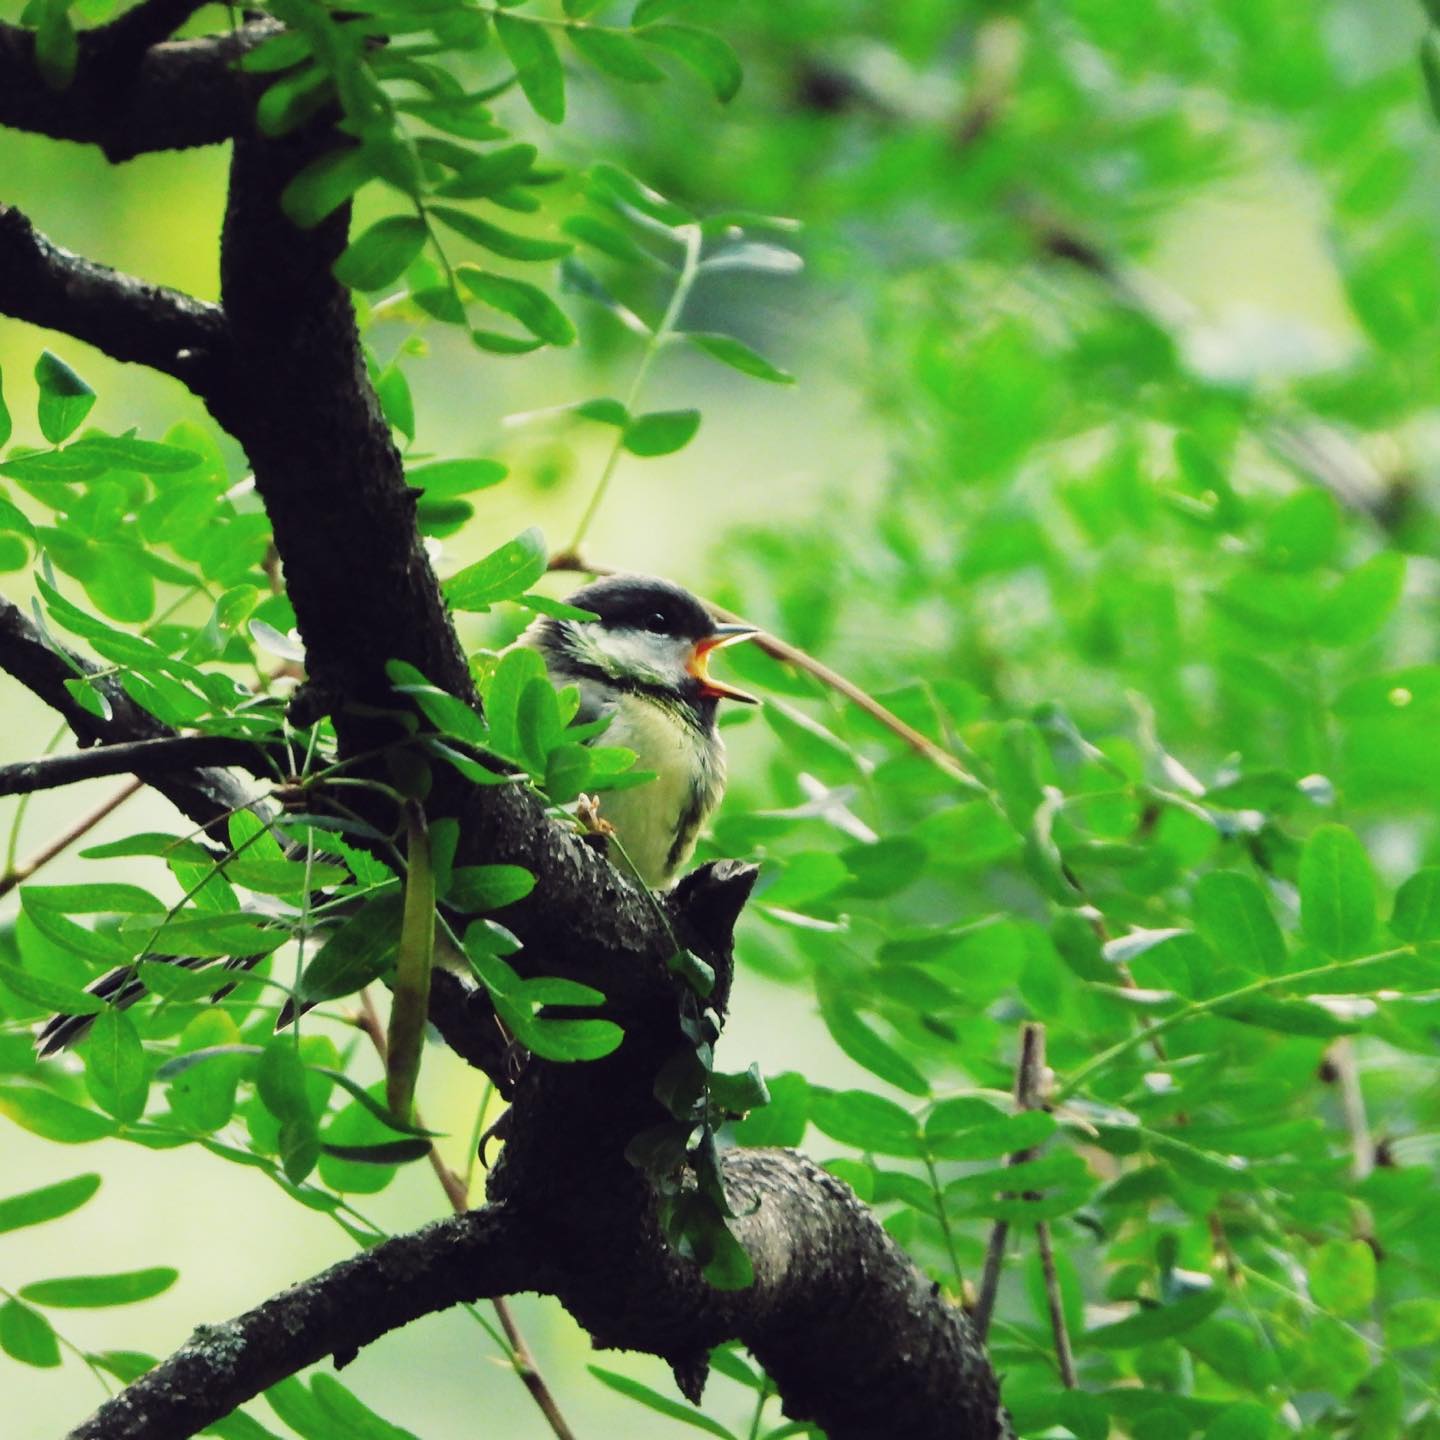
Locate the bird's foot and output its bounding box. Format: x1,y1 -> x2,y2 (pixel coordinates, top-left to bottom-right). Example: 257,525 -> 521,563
575,793 -> 616,842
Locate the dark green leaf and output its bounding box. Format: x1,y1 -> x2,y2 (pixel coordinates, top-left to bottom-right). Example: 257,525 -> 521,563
636,24 -> 742,101
687,332 -> 794,383
0,1084 -> 118,1143
809,1088 -> 920,1155
448,863 -> 536,913
588,1366 -> 739,1438
1083,1290 -> 1224,1348
623,409 -> 701,457
1193,872 -> 1285,976
430,205 -> 571,261
332,216 -> 427,292
457,266 -> 576,344
1299,825 -> 1375,959
34,351 -> 95,443
21,1267 -> 178,1308
568,25 -> 665,82
1390,868 -> 1440,942
0,1173 -> 100,1235
0,1299 -> 60,1367
296,892 -> 404,1005
445,526 -> 548,610
83,1009 -> 148,1124
495,12 -> 566,122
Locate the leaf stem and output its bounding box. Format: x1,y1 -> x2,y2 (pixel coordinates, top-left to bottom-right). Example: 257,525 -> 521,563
565,221 -> 703,556
1053,947 -> 1414,1105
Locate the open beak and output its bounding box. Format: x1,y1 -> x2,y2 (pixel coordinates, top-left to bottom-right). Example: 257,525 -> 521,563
688,624 -> 760,704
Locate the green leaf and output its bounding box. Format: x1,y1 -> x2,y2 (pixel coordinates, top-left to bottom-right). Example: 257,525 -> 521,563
568,24 -> 666,82
0,363 -> 10,447
1299,825 -> 1376,959
457,266 -> 576,345
1390,868 -> 1440,942
448,864 -> 535,912
1422,33 -> 1440,125
21,1267 -> 178,1308
495,12 -> 566,123
66,435 -> 202,473
332,216 -> 427,292
686,332 -> 794,383
1084,1289 -> 1224,1348
926,1110 -> 1056,1161
0,1299 -> 60,1367
0,1173 -> 100,1234
816,989 -> 929,1097
434,143 -> 539,200
33,0 -> 77,90
281,145 -> 373,229
0,959 -> 103,1015
1309,1238 -> 1376,1317
309,1373 -> 422,1440
406,458 -> 507,496
1193,872 -> 1285,976
808,1088 -> 920,1155
429,206 -> 571,261
623,409 -> 701,457
521,1014 -> 624,1062
1315,552 -> 1405,647
445,525 -> 548,610
319,1138 -> 432,1164
83,1009 -> 148,1124
636,24 -> 742,102
34,350 -> 95,443
482,646 -> 548,760
290,894 -> 393,1006
0,1084 -> 118,1143
588,1366 -> 740,1439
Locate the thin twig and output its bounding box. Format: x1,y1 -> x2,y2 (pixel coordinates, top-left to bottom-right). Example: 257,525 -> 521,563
1330,1038 -> 1374,1182
0,778 -> 141,900
354,991 -> 578,1440
1035,1216 -> 1076,1389
546,556 -> 984,791
0,734 -> 274,797
973,1022 -> 1048,1339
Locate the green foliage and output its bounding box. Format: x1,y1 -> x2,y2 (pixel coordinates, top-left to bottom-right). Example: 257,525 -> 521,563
5,0 -> 1440,1436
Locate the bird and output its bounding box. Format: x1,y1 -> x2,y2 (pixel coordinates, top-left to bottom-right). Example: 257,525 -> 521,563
34,574 -> 757,1053
520,573 -> 758,889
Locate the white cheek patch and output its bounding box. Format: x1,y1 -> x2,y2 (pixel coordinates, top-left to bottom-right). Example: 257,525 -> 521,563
568,625 -> 688,688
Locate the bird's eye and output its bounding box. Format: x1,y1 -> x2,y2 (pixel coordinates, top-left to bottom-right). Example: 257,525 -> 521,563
644,611 -> 669,633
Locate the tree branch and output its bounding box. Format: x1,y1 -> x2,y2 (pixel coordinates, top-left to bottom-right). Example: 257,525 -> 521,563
66,1204 -> 535,1440
0,734 -> 276,797
0,19 -> 272,162
0,593 -> 258,837
0,204 -> 230,395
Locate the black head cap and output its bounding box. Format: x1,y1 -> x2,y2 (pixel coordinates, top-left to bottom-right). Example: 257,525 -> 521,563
562,574 -> 717,641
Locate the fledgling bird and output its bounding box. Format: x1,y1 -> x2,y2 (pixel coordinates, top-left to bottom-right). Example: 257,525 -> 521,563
35,574 -> 757,1054
522,574 -> 759,889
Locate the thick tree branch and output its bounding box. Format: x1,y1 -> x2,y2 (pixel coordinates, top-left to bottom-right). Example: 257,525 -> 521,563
0,734 -> 276,797
0,19 -> 272,161
213,133 -> 472,731
66,1204 -> 534,1440
0,593 -> 258,836
0,205 -> 230,394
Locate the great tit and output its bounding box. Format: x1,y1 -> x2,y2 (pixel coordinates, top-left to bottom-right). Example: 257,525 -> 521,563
35,574 -> 755,1054
522,574 -> 759,889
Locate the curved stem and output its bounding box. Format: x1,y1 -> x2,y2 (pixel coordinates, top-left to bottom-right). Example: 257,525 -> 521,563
565,223 -> 704,555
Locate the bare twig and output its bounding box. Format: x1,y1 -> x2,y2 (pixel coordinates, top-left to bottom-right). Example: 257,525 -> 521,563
0,778 -> 141,900
1035,1216 -> 1076,1389
1329,1038 -> 1374,1182
353,992 -> 578,1440
0,735 -> 274,798
546,556 -> 984,791
973,1022 -> 1048,1340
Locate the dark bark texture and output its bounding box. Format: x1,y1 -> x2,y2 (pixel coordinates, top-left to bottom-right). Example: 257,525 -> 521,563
0,10 -> 1013,1440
